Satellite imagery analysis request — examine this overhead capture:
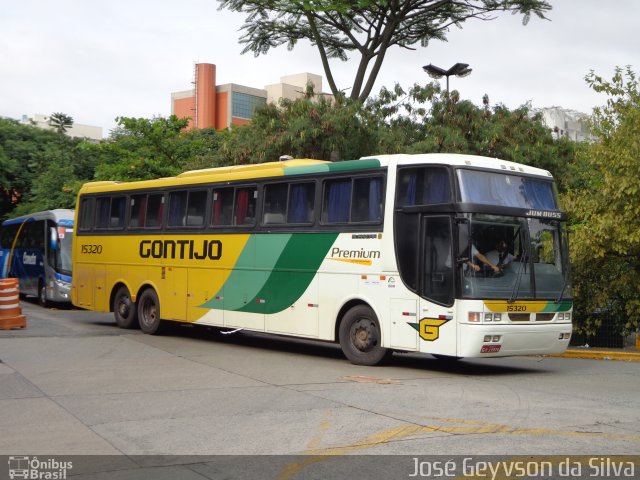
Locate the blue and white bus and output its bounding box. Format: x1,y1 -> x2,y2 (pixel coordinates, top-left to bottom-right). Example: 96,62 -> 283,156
0,209 -> 74,306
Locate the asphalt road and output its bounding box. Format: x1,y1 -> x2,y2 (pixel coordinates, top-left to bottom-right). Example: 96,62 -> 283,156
1,301 -> 639,478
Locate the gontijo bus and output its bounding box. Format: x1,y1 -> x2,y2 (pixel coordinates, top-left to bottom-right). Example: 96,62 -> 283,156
1,209 -> 74,306
72,154 -> 572,365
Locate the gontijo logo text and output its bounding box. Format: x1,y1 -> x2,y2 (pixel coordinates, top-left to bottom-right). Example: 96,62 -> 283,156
139,239 -> 222,260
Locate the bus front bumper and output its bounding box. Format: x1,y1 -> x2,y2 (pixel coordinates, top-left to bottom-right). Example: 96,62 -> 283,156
458,323 -> 572,358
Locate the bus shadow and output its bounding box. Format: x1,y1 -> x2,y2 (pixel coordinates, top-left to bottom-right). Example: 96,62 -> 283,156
164,322 -> 542,376
167,323 -> 347,361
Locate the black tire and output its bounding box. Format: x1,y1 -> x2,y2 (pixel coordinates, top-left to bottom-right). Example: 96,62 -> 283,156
113,286 -> 138,329
38,281 -> 49,308
339,305 -> 391,366
138,288 -> 162,335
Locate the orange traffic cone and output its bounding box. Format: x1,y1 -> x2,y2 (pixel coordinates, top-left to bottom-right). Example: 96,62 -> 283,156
0,278 -> 27,330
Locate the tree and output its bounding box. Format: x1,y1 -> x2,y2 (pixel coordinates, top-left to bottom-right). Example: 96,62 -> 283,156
219,88 -> 379,163
365,82 -> 578,183
562,66 -> 640,338
48,112 -> 74,134
219,0 -> 551,101
0,118 -> 77,220
94,116 -> 222,181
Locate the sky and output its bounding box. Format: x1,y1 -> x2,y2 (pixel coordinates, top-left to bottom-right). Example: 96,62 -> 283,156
1,0 -> 638,138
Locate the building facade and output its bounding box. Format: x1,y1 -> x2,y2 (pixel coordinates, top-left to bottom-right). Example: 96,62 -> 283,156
535,106 -> 593,142
19,114 -> 103,142
171,63 -> 325,130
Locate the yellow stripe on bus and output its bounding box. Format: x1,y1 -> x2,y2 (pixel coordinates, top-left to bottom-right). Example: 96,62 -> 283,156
484,300 -> 549,313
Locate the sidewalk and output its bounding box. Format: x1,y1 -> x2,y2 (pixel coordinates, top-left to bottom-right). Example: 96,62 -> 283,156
552,345 -> 640,361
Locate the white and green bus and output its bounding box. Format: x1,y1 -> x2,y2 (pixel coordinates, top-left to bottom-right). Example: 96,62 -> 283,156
72,154 -> 572,365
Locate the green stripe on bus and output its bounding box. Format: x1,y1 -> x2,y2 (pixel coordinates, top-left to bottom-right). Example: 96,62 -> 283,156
283,159 -> 380,176
327,159 -> 380,172
239,233 -> 339,314
283,164 -> 331,176
201,234 -> 292,311
542,300 -> 572,312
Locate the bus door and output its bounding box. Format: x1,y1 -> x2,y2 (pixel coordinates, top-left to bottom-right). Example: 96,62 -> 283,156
418,215 -> 457,356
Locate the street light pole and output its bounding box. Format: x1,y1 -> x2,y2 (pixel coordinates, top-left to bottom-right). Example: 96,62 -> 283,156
422,62 -> 472,95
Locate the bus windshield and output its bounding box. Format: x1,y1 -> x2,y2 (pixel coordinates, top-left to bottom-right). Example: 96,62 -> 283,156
457,170 -> 557,210
54,227 -> 73,276
459,214 -> 571,301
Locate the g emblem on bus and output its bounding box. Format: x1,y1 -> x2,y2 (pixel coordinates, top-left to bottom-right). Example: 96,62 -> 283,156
416,317 -> 451,341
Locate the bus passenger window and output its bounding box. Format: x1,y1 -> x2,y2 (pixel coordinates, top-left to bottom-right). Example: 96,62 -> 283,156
352,177 -> 383,223
145,194 -> 164,228
323,179 -> 351,223
288,182 -> 315,224
129,195 -> 147,228
168,191 -> 187,227
95,198 -> 111,229
234,187 -> 257,226
397,167 -> 451,207
78,198 -> 94,231
186,190 -> 207,226
263,183 -> 287,225
212,188 -> 234,226
94,197 -> 125,229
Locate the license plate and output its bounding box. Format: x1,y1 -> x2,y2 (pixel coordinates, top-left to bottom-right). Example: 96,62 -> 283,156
480,345 -> 501,353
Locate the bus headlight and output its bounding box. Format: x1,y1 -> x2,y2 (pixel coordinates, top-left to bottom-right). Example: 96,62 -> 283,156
484,313 -> 502,322
558,312 -> 572,322
55,279 -> 71,291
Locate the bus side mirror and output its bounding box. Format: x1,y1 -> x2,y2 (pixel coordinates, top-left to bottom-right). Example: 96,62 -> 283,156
49,227 -> 58,251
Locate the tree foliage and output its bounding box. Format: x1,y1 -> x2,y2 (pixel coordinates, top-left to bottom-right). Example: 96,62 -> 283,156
562,66 -> 640,337
48,112 -> 74,134
365,82 -> 577,183
219,0 -> 551,101
0,118 -> 83,219
219,88 -> 379,163
94,116 -> 221,181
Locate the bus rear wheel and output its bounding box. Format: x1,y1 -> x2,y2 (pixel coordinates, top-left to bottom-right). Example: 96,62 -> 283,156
138,288 -> 162,335
113,286 -> 138,329
339,305 -> 391,366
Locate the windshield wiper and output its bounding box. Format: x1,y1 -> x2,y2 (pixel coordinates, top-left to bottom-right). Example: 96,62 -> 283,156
555,278 -> 568,304
508,239 -> 529,303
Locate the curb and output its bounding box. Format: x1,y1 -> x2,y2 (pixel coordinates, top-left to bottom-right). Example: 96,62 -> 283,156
550,349 -> 640,361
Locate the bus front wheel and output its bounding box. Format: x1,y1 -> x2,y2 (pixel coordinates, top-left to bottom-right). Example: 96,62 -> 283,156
138,288 -> 162,335
113,286 -> 138,329
38,281 -> 49,308
339,305 -> 391,366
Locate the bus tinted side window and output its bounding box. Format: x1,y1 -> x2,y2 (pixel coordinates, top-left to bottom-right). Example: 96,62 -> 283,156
287,182 -> 315,224
95,196 -> 126,229
130,194 -> 164,229
263,183 -> 288,225
186,190 -> 207,226
145,194 -> 164,228
352,177 -> 383,223
212,188 -> 234,226
234,187 -> 257,226
129,195 -> 147,228
396,167 -> 451,207
323,179 -> 351,223
78,198 -> 94,231
322,176 -> 384,224
169,190 -> 207,228
168,191 -> 187,227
